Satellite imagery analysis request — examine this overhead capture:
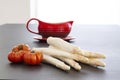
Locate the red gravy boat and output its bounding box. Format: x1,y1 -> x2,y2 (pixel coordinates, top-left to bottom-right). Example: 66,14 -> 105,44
26,18 -> 73,38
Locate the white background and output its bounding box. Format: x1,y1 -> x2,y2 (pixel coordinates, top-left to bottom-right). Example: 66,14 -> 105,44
0,0 -> 30,25
31,0 -> 120,25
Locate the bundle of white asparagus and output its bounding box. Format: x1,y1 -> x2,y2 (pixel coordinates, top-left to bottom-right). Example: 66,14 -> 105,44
33,37 -> 106,71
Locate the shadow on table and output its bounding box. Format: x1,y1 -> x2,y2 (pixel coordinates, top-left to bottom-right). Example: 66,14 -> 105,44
8,62 -> 43,72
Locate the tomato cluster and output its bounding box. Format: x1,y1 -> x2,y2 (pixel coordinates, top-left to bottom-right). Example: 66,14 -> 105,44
8,44 -> 43,65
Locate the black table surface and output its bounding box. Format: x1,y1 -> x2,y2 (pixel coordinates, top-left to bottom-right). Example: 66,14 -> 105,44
0,24 -> 120,80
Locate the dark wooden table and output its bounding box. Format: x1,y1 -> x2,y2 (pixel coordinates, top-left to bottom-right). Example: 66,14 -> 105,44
0,24 -> 120,80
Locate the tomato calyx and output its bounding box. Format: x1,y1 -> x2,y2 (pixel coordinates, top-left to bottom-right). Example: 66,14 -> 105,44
31,50 -> 34,53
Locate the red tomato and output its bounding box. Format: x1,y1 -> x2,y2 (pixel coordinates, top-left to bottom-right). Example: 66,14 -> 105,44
12,44 -> 30,52
8,44 -> 30,63
8,51 -> 26,63
23,51 -> 43,65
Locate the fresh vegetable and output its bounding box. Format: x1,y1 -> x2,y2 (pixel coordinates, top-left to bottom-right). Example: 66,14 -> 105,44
8,44 -> 30,63
7,37 -> 106,71
56,56 -> 81,70
43,54 -> 70,71
48,46 -> 81,70
86,58 -> 106,67
23,51 -> 43,65
47,37 -> 84,55
82,50 -> 106,58
32,48 -> 89,63
8,51 -> 26,63
47,37 -> 106,58
49,45 -> 106,67
12,44 -> 30,52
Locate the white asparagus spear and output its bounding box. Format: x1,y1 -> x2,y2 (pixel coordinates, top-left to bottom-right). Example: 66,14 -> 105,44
49,45 -> 106,59
33,48 -> 89,63
47,37 -> 84,55
49,46 -> 106,67
48,46 -> 81,70
43,54 -> 70,71
47,37 -> 106,58
83,58 -> 106,67
56,57 -> 81,71
82,50 -> 106,58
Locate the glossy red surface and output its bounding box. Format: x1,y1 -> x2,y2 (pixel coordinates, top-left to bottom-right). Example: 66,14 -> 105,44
26,18 -> 73,38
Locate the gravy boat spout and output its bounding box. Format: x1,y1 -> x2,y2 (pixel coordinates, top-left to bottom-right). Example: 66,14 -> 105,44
68,21 -> 74,26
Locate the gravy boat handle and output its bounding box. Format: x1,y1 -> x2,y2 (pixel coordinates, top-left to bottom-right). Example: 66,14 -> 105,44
26,18 -> 40,34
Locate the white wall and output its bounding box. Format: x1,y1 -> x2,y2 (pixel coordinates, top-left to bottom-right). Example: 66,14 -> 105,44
0,0 -> 30,25
32,0 -> 120,25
